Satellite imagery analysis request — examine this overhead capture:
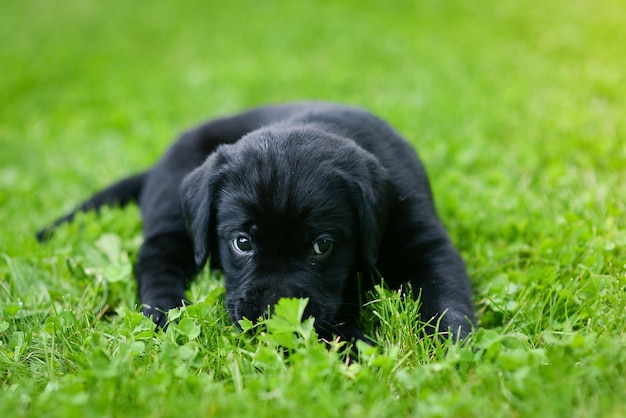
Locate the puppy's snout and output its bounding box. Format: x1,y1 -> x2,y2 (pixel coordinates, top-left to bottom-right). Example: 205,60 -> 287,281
235,289 -> 272,322
238,285 -> 309,321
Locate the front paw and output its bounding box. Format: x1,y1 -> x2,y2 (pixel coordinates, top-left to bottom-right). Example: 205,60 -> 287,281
141,297 -> 188,329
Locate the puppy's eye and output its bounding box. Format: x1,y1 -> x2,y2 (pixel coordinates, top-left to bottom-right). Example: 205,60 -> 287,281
232,235 -> 253,254
312,238 -> 333,256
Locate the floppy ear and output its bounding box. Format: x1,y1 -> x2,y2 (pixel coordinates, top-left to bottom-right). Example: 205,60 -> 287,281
179,152 -> 227,269
352,158 -> 394,272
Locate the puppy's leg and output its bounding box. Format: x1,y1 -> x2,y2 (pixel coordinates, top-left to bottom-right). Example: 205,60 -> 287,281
378,210 -> 476,340
134,231 -> 196,327
135,163 -> 195,327
410,233 -> 476,340
133,132 -> 210,327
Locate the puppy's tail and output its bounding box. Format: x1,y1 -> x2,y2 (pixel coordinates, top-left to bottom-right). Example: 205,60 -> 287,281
36,171 -> 148,242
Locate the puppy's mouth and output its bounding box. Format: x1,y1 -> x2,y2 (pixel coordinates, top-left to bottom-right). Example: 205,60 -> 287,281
226,291 -> 337,334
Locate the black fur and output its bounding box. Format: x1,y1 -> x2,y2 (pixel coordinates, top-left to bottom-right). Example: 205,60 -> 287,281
38,102 -> 476,342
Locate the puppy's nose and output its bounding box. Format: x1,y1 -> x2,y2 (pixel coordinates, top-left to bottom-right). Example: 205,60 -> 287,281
258,310 -> 271,322
242,291 -> 276,322
242,286 -> 307,321
258,303 -> 274,319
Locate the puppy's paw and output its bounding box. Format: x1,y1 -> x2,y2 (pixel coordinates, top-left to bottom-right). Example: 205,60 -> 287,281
141,297 -> 188,329
422,309 -> 475,343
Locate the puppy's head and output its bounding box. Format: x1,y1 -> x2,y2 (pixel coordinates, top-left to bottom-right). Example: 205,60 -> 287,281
180,127 -> 392,333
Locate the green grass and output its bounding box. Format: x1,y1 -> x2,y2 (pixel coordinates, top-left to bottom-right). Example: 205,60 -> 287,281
2,0 -> 626,416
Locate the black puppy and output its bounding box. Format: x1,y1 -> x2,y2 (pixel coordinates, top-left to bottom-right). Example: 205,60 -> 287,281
38,102 -> 475,342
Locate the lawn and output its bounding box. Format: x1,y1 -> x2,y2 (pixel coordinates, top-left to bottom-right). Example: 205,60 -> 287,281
1,0 -> 625,416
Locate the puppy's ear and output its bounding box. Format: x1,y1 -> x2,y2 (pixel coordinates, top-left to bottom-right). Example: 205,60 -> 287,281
180,152 -> 226,268
352,158 -> 394,272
